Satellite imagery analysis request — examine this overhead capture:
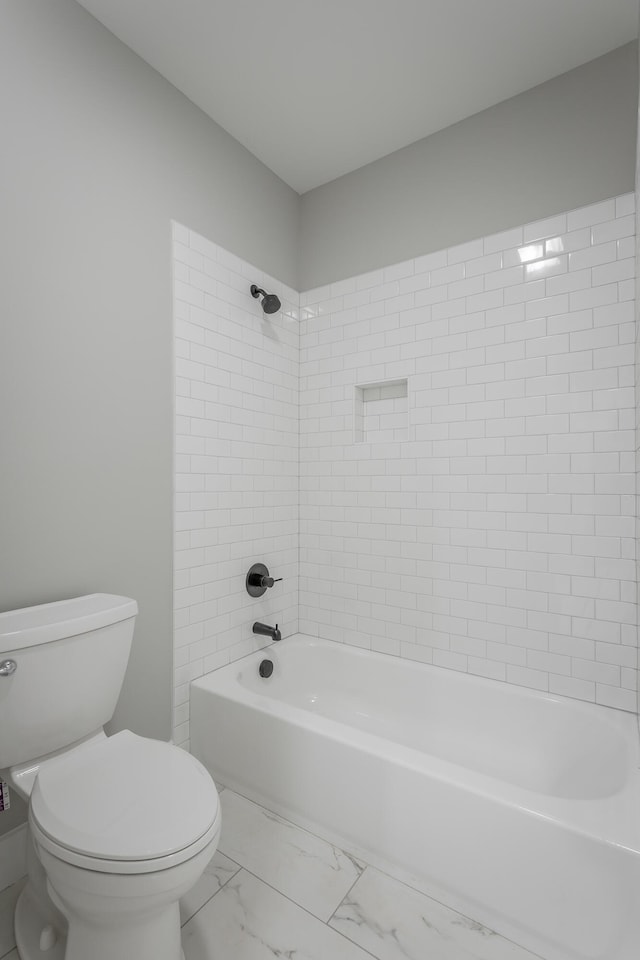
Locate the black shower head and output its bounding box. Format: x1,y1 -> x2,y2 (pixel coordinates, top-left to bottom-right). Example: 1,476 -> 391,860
261,293 -> 282,314
251,284 -> 281,315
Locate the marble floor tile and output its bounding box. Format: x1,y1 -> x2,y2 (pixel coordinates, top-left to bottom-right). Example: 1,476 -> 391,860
183,868 -> 374,960
0,881 -> 23,960
330,867 -> 539,960
180,849 -> 240,925
218,791 -> 364,921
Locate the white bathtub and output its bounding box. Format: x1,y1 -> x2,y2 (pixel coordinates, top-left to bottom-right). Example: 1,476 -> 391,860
190,635 -> 640,960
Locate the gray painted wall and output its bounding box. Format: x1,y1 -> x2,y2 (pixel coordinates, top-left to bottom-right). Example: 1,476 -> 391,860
298,43 -> 638,290
0,0 -> 298,833
635,38 -> 640,733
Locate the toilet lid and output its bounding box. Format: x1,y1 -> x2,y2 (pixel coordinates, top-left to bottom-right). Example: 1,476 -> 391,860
30,730 -> 219,862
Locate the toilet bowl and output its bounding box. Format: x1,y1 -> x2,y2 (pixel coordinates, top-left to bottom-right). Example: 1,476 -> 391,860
22,731 -> 220,960
0,594 -> 220,960
34,839 -> 215,960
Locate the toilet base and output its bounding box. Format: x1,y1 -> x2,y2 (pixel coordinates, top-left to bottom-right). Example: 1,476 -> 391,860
15,883 -> 66,960
49,887 -> 183,960
14,827 -> 67,960
16,803 -> 219,960
15,877 -> 187,960
14,829 -> 198,960
34,832 -> 217,960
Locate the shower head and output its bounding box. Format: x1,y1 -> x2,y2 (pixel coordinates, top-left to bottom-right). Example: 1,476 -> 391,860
251,284 -> 281,315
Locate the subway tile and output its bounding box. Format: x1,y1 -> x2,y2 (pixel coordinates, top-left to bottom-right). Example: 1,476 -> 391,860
414,250 -> 448,273
430,263 -> 465,287
524,213 -> 568,243
466,289 -> 504,312
617,278 -> 634,301
570,283 -> 618,311
569,242 -> 616,272
483,225 -> 524,254
615,193 -> 635,217
485,265 -> 524,290
465,252 -> 502,277
447,237 -> 484,264
591,215 -> 635,244
525,256 -> 566,281
545,268 -> 590,297
567,198 -> 616,230
549,675 -> 595,702
506,664 -> 549,691
544,228 -> 591,256
383,259 -> 414,283
596,684 -> 636,712
617,236 -> 635,260
504,279 -> 546,305
502,246 -> 542,271
592,258 -> 635,287
525,294 -> 569,320
572,658 -> 619,686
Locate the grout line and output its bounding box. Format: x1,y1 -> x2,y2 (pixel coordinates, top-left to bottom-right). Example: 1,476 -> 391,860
232,866 -> 382,960
180,853 -> 242,927
326,864 -> 368,925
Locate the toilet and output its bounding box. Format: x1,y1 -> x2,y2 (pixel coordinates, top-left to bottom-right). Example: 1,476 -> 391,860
0,594 -> 220,960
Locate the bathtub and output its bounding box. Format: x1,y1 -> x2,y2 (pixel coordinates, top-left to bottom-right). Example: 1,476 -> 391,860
190,635 -> 640,960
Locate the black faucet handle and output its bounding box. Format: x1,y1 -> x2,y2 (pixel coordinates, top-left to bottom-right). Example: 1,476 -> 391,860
262,576 -> 283,589
246,563 -> 283,597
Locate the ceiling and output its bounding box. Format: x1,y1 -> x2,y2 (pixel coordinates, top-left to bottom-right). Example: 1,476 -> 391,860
75,0 -> 638,194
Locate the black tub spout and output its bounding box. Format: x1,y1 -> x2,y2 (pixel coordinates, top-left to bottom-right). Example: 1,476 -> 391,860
253,622 -> 281,642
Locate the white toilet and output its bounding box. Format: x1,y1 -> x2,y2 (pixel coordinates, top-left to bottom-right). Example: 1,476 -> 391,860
0,594 -> 220,960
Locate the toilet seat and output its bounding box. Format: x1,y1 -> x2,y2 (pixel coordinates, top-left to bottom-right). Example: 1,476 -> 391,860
30,810 -> 221,875
30,730 -> 219,874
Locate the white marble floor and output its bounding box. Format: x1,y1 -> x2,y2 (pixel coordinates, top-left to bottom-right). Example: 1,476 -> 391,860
0,788 -> 542,960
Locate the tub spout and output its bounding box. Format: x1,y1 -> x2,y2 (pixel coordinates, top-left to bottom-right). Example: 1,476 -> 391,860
253,622 -> 281,642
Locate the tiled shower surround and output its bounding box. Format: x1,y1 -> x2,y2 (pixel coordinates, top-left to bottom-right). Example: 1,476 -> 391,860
300,194 -> 637,713
174,193 -> 637,744
172,223 -> 299,747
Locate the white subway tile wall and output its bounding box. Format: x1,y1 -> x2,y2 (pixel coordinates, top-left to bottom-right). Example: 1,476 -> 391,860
172,223 -> 299,748
174,195 -> 638,747
300,194 -> 637,712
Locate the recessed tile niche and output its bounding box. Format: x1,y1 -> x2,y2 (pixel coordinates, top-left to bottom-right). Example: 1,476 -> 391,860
354,379 -> 409,443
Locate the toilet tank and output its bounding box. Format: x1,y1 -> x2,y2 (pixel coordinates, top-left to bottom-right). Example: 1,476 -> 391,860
0,594 -> 137,769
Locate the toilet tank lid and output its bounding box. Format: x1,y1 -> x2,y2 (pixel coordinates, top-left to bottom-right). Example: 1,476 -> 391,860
0,594 -> 138,653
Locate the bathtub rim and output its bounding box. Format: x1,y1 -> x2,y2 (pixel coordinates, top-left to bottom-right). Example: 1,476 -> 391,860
191,632 -> 640,853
